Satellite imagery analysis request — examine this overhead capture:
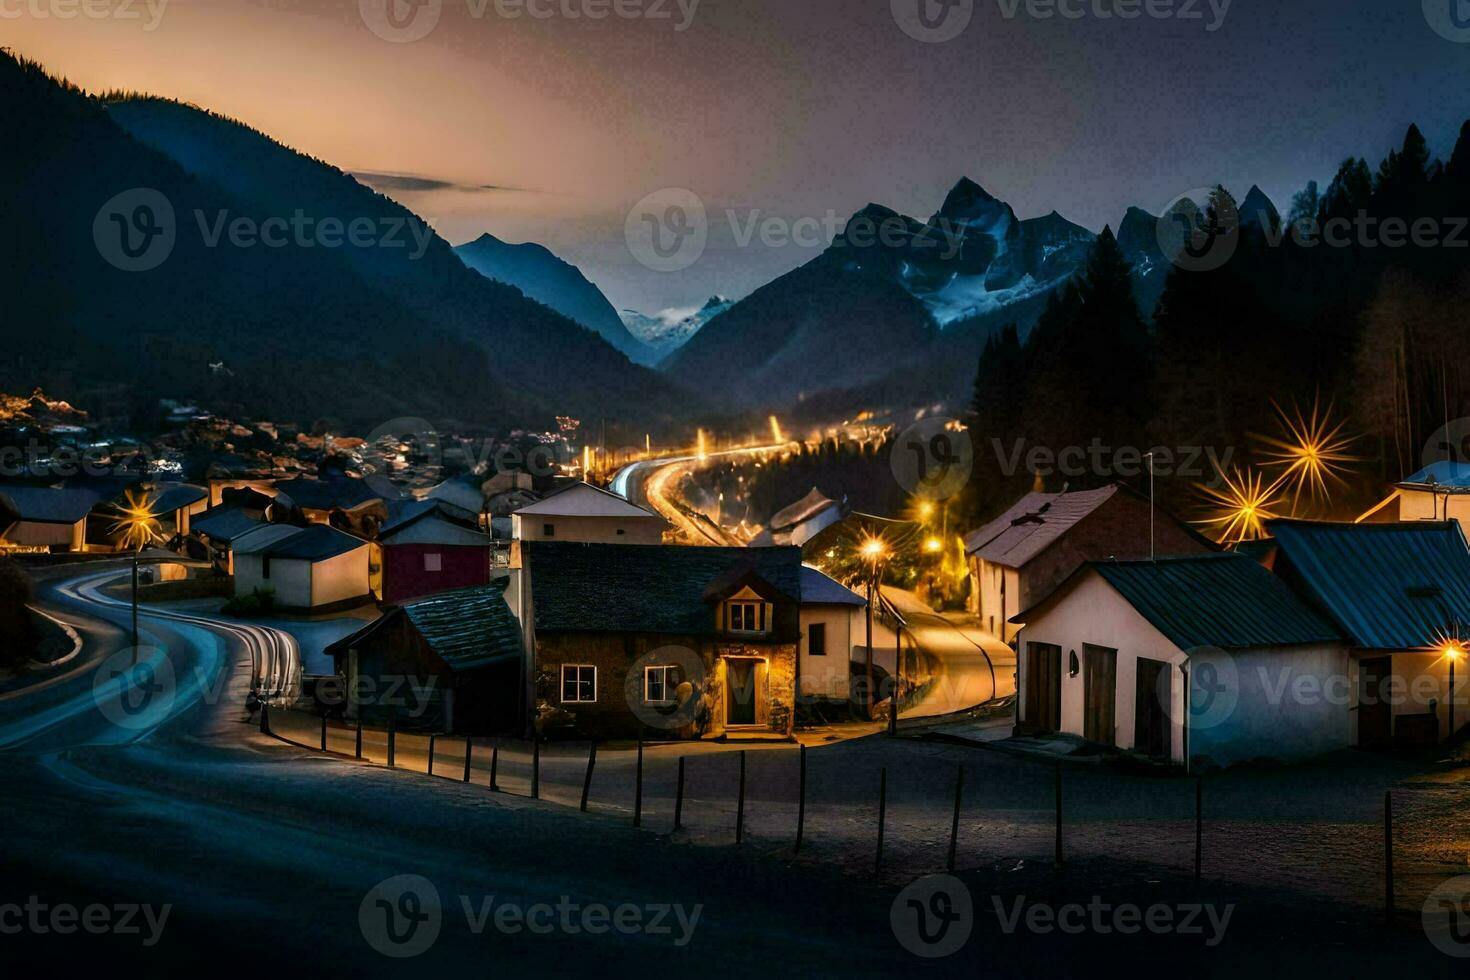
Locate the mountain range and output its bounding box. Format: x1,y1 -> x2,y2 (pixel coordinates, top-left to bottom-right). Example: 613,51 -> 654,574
619,297 -> 734,363
0,50 -> 689,434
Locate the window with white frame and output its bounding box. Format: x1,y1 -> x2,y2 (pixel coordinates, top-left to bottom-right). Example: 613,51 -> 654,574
424,553 -> 442,572
644,665 -> 678,705
560,664 -> 596,703
727,600 -> 765,633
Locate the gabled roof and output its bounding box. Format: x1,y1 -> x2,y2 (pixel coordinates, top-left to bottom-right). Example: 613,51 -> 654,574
192,506 -> 265,543
769,488 -> 841,531
272,473 -> 390,511
1269,519 -> 1470,650
1080,554 -> 1341,650
0,485 -> 101,524
513,481 -> 668,523
1398,460 -> 1470,493
800,564 -> 867,606
325,585 -> 520,673
964,486 -> 1120,568
148,484 -> 209,514
379,502 -> 493,547
234,524 -> 367,562
526,541 -> 801,634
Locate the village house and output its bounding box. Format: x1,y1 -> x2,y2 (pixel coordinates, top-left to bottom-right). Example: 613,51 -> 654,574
376,500 -> 495,604
796,564 -> 867,702
1268,519 -> 1470,747
510,481 -> 670,545
232,523 -> 372,611
0,486 -> 99,553
324,585 -> 523,733
1011,553 -> 1347,768
148,484 -> 210,540
1357,460 -> 1470,524
507,542 -> 805,739
964,485 -> 1214,642
272,472 -> 397,534
750,488 -> 850,547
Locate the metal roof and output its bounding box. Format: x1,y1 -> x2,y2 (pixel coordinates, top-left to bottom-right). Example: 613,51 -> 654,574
1084,553 -> 1342,650
148,484 -> 209,514
1269,519 -> 1470,650
192,506 -> 265,543
799,564 -> 867,606
513,481 -> 667,522
234,524 -> 367,562
1398,460 -> 1470,492
964,486 -> 1120,568
0,485 -> 102,524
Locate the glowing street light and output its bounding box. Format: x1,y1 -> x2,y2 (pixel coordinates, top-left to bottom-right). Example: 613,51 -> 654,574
1444,640 -> 1465,739
859,536 -> 889,721
111,488 -> 161,649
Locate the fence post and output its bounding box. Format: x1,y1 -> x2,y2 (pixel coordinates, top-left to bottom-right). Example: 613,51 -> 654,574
673,755 -> 686,831
1194,777 -> 1203,887
428,733 -> 437,776
260,701 -> 271,736
1384,790 -> 1394,927
794,744 -> 807,854
947,765 -> 964,872
354,715 -> 363,759
1054,764 -> 1063,869
580,742 -> 598,813
736,750 -> 747,844
633,735 -> 644,828
875,767 -> 888,874
463,737 -> 473,783
320,714 -> 328,752
387,718 -> 396,770
490,745 -> 499,792
531,734 -> 541,800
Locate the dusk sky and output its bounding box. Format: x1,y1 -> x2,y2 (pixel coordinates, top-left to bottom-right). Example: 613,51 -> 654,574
8,0 -> 1470,313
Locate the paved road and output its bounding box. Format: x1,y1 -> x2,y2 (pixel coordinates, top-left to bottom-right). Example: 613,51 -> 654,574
883,587 -> 1016,718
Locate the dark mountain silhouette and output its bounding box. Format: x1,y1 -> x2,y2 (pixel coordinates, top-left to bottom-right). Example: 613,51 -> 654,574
0,53 -> 692,432
453,233 -> 655,365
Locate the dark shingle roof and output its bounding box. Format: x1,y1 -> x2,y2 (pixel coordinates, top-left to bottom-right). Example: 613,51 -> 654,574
273,474 -> 389,511
192,506 -> 265,543
799,564 -> 867,606
0,485 -> 101,524
1086,553 -> 1342,650
526,542 -> 802,634
325,585 -> 521,673
1269,520 -> 1470,650
401,586 -> 523,671
149,484 -> 209,514
237,524 -> 366,562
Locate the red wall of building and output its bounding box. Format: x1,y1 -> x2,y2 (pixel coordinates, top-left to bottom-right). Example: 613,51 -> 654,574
382,543 -> 492,604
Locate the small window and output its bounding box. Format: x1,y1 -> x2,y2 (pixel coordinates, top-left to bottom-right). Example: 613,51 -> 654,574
543,523 -> 555,537
808,622 -> 827,657
424,553 -> 442,572
560,665 -> 596,703
616,528 -> 626,535
644,665 -> 678,705
261,556 -> 272,579
727,600 -> 765,633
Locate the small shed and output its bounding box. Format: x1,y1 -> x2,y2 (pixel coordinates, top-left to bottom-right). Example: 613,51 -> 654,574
233,524 -> 371,610
0,486 -> 100,552
377,500 -> 495,604
325,585 -> 523,733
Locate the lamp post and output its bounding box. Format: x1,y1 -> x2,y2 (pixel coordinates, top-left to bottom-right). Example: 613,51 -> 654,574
860,537 -> 887,721
112,489 -> 162,653
1446,642 -> 1463,740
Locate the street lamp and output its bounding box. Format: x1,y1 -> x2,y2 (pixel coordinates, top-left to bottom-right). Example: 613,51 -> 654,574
111,488 -> 161,651
860,536 -> 887,721
1444,641 -> 1464,740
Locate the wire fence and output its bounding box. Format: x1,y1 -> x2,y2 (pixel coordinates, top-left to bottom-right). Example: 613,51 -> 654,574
261,705 -> 1470,921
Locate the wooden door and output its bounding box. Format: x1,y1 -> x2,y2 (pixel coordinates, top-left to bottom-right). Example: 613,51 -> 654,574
1083,644 -> 1117,746
1024,643 -> 1062,733
727,659 -> 758,726
1134,658 -> 1171,760
1358,656 -> 1393,748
